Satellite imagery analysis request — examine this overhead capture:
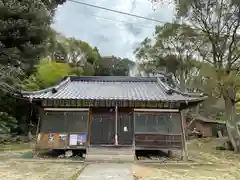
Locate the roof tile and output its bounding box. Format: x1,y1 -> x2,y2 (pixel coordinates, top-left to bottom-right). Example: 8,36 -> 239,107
22,76 -> 206,102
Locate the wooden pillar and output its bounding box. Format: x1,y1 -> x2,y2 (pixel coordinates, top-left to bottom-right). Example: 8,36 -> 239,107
87,108 -> 92,147
115,105 -> 118,145
168,150 -> 173,157
132,109 -> 135,149
180,110 -> 188,161
34,107 -> 42,156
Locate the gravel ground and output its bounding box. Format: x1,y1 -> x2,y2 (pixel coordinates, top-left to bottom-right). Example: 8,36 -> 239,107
132,164 -> 240,180
0,160 -> 83,180
132,139 -> 240,180
1,139 -> 240,180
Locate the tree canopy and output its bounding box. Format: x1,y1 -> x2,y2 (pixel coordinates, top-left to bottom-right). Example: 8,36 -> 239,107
151,0 -> 240,152
134,23 -> 202,91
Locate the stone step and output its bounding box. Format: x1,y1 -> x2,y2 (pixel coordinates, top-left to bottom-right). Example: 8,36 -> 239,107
85,154 -> 135,162
85,147 -> 135,162
87,147 -> 134,155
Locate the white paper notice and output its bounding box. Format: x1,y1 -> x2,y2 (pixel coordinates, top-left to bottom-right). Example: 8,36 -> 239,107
124,126 -> 128,132
69,134 -> 78,145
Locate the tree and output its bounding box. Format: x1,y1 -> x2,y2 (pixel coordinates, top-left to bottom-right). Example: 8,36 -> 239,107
153,0 -> 240,152
45,29 -> 67,61
41,0 -> 66,15
135,23 -> 202,91
0,0 -> 53,75
134,38 -> 159,77
0,112 -> 17,133
53,36 -> 100,65
46,34 -> 101,75
0,0 -> 67,136
94,56 -> 135,76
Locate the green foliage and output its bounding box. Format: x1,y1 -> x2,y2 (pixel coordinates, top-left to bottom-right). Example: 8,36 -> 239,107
82,62 -> 95,76
0,112 -> 17,133
153,0 -> 240,17
47,34 -> 100,65
45,33 -> 102,76
0,0 -> 54,74
71,66 -> 83,76
23,60 -> 75,91
135,22 -> 201,90
0,0 -> 67,135
94,56 -> 135,76
175,0 -> 240,17
41,0 -> 67,15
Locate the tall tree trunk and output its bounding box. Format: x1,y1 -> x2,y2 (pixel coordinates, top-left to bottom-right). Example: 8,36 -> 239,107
224,94 -> 240,152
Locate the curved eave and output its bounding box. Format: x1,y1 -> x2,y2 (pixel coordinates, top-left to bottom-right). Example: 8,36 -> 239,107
21,77 -> 70,97
20,76 -> 208,104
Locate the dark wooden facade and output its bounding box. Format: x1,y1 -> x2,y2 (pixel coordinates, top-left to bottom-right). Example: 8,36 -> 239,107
36,106 -> 184,151
23,76 -> 205,161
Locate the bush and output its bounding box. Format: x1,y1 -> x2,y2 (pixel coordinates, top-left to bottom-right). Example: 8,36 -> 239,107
0,112 -> 18,133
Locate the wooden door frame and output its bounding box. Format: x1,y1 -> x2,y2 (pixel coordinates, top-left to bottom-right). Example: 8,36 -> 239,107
89,109 -> 116,146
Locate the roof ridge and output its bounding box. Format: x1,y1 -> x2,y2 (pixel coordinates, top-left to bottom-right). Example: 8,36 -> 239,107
68,76 -> 158,82
171,88 -> 205,97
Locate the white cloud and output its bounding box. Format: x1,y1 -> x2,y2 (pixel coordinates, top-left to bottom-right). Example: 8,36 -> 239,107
52,0 -> 174,60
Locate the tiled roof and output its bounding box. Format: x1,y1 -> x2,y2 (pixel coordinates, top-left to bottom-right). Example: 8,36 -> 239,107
191,114 -> 226,124
22,76 -> 206,102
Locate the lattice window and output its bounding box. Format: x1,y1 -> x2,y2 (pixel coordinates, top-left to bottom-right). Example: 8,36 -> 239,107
134,112 -> 181,134
168,113 -> 181,134
66,111 -> 88,133
40,111 -> 66,133
40,110 -> 88,133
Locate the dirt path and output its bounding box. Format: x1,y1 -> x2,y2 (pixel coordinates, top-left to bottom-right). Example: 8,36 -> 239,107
77,163 -> 134,180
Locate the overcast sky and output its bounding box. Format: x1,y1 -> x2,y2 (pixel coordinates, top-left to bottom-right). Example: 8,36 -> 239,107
52,0 -> 174,60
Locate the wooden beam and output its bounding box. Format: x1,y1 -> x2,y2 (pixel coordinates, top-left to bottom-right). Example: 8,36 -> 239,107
134,108 -> 179,112
180,110 -> 188,161
44,108 -> 89,111
41,99 -> 182,109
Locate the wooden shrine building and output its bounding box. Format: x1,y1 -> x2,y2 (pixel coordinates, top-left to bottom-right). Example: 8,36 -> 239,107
22,76 -> 206,159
